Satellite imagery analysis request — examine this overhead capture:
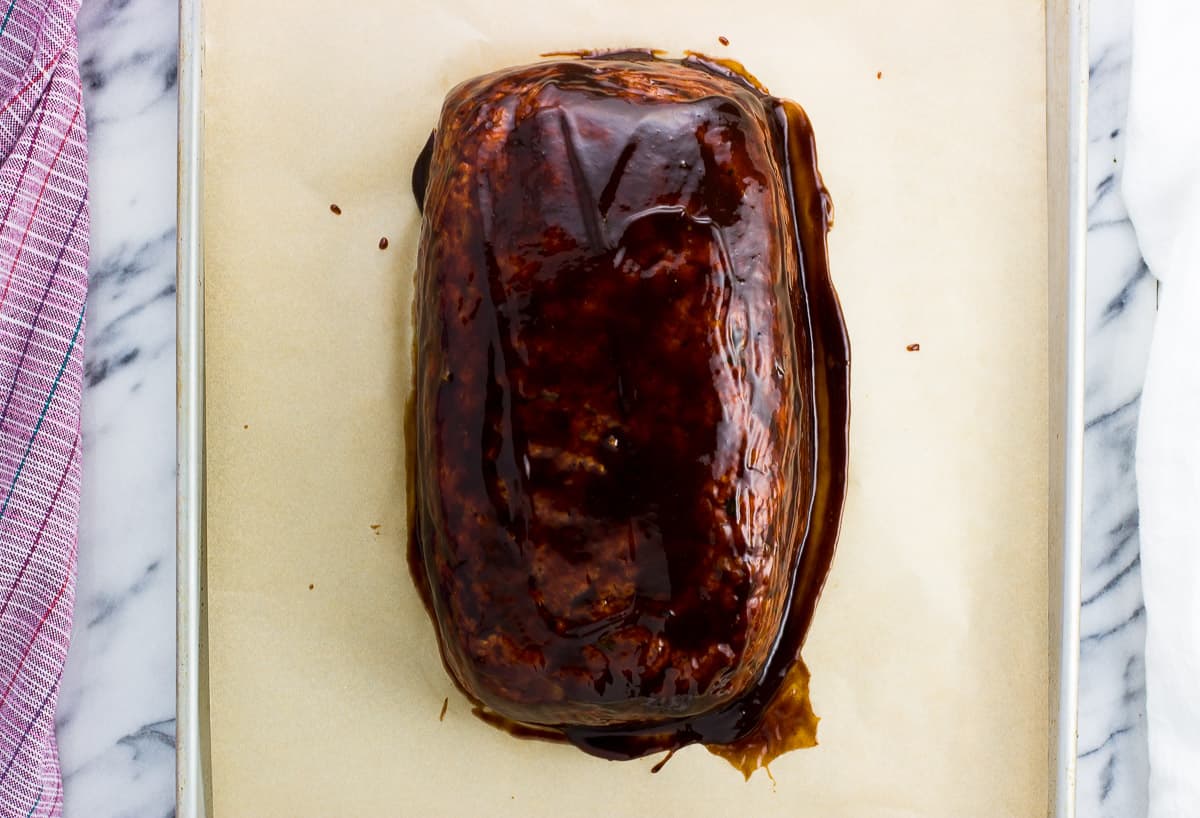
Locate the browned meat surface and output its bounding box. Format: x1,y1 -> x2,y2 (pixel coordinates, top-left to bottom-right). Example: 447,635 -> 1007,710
410,51 -> 849,768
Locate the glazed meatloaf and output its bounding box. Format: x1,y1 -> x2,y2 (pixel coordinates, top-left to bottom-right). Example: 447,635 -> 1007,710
410,50 -> 849,764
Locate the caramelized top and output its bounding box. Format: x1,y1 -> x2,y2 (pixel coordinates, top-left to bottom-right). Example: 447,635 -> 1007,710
411,51 -> 849,773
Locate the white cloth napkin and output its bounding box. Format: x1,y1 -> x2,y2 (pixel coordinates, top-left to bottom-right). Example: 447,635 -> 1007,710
1123,1 -> 1200,815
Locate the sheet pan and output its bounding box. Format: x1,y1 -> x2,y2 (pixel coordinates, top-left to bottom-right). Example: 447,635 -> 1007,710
176,1 -> 1087,814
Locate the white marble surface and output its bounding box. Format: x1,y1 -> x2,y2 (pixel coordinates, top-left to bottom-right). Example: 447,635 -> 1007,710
57,0 -> 179,816
52,0 -> 1155,816
1077,0 -> 1156,815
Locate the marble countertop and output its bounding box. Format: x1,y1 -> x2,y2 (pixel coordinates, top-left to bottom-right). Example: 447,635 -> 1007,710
55,0 -> 1155,814
1077,0 -> 1155,813
58,0 -> 178,814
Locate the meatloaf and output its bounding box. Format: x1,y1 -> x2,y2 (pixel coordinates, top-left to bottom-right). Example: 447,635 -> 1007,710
410,50 -> 849,768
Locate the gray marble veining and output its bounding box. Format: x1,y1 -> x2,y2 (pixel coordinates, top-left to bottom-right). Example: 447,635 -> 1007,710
1076,0 -> 1155,815
57,0 -> 178,816
57,0 -> 1156,815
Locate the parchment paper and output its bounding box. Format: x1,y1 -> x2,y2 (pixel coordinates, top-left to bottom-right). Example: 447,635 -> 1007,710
202,1 -> 1050,815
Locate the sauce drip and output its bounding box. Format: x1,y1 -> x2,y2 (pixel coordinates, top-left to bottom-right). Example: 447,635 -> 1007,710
409,50 -> 849,777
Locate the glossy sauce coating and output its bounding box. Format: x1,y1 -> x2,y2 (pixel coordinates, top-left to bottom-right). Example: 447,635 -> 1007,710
410,51 -> 849,772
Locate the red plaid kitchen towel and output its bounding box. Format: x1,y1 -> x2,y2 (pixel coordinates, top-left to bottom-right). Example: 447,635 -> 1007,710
0,0 -> 88,815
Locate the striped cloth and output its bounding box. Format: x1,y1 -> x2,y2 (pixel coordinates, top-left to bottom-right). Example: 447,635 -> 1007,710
0,0 -> 89,816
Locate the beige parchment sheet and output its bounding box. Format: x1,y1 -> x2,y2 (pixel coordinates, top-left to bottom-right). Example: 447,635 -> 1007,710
202,0 -> 1050,815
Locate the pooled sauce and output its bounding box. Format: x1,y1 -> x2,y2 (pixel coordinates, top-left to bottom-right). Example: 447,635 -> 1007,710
409,50 -> 849,776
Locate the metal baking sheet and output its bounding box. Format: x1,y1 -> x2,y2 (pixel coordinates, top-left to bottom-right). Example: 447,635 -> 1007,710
176,0 -> 1086,814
